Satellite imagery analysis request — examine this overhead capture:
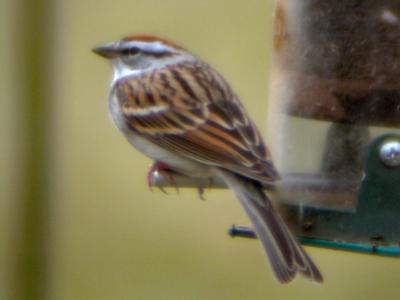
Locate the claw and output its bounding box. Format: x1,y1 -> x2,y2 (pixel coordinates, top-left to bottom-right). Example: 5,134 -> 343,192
147,161 -> 179,193
197,178 -> 213,200
198,186 -> 205,200
157,183 -> 168,194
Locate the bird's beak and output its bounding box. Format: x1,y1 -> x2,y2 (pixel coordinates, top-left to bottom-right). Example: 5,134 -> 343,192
92,43 -> 119,59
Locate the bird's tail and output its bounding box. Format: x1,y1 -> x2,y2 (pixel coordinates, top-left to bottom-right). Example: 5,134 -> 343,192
216,168 -> 323,283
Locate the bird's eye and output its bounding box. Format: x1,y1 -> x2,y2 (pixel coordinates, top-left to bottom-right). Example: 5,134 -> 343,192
121,46 -> 140,56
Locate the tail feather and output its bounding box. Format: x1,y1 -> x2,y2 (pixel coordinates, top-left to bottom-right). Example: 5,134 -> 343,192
216,168 -> 323,283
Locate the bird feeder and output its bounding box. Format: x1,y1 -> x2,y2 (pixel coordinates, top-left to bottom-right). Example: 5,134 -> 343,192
151,0 -> 400,256
258,0 -> 400,255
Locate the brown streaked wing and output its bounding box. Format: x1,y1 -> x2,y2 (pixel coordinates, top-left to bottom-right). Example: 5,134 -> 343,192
117,62 -> 279,182
123,104 -> 278,182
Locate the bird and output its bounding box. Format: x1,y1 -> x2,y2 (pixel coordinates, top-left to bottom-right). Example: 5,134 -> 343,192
93,35 -> 323,283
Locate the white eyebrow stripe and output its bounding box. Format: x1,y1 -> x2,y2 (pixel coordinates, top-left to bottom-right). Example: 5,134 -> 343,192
122,105 -> 168,116
125,41 -> 175,53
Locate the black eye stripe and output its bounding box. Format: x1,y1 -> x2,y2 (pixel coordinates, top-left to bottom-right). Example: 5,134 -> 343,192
119,47 -> 175,58
121,46 -> 140,56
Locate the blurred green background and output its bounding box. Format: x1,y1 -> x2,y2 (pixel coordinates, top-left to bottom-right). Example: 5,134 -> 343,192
2,0 -> 400,299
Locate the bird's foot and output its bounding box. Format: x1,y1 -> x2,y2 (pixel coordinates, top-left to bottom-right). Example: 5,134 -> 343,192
197,178 -> 213,200
147,161 -> 179,194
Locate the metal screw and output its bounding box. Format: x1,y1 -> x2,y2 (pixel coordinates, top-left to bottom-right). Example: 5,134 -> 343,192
379,140 -> 400,167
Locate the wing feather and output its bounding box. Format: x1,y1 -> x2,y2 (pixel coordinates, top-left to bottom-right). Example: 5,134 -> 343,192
114,62 -> 279,182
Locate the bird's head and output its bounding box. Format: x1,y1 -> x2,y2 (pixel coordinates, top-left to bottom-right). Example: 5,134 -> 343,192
93,35 -> 193,83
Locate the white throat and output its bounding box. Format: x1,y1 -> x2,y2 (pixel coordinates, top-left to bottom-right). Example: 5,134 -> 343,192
110,59 -> 142,86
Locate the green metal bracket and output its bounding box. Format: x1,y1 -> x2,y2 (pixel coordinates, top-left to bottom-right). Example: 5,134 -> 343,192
231,133 -> 400,256
150,130 -> 400,256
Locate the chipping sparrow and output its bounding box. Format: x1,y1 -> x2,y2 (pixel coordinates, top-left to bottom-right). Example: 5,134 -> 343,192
93,35 -> 322,283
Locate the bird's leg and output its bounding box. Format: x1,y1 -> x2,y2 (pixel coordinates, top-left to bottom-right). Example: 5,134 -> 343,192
147,161 -> 179,193
197,177 -> 214,200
